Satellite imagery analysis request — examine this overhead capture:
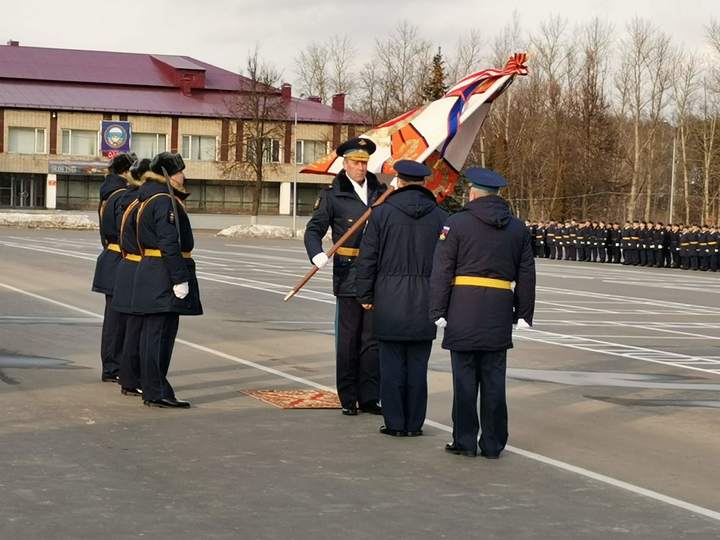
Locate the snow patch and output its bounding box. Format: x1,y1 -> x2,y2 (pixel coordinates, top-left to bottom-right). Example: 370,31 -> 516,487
0,213 -> 98,230
216,224 -> 304,239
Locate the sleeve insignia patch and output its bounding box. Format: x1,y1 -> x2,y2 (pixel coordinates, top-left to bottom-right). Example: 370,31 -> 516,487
168,211 -> 175,225
439,226 -> 450,240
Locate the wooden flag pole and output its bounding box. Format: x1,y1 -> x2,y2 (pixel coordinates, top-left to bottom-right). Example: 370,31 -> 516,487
283,186 -> 395,302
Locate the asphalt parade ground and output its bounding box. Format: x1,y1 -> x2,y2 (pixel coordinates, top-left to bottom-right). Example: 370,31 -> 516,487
1,228 -> 719,539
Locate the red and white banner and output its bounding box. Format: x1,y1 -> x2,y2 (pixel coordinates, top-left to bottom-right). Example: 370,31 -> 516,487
301,53 -> 528,201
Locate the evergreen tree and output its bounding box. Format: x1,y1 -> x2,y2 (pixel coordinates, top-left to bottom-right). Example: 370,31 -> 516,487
422,47 -> 448,102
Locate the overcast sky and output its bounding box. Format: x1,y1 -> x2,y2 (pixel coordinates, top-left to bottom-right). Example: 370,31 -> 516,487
3,0 -> 719,87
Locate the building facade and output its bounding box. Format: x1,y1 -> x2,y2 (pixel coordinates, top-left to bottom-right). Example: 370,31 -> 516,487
0,42 -> 366,214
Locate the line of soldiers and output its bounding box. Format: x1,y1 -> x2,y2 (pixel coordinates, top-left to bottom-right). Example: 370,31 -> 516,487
92,151 -> 202,408
527,219 -> 719,272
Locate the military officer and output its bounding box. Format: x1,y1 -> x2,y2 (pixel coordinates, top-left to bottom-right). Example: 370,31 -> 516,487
669,224 -> 681,268
710,225 -> 719,272
132,152 -> 203,408
567,219 -> 578,261
609,222 -> 622,263
112,158 -> 151,397
533,221 -> 546,258
92,152 -> 136,383
545,220 -> 557,259
355,160 -> 448,437
304,137 -> 387,416
430,168 -> 536,459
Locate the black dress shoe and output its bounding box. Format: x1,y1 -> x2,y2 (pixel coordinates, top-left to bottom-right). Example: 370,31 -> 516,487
379,426 -> 406,437
480,450 -> 500,459
359,402 -> 382,415
143,398 -> 191,409
444,442 -> 477,457
342,406 -> 358,416
407,430 -> 423,437
101,374 -> 120,383
121,387 -> 143,397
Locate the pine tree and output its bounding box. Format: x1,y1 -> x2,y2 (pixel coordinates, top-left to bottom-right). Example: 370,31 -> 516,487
422,47 -> 448,102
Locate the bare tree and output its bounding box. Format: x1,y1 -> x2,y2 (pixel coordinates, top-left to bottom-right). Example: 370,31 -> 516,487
223,48 -> 286,218
616,18 -> 672,220
447,30 -> 484,84
296,42 -> 330,102
673,53 -> 699,223
327,35 -> 356,96
698,77 -> 718,223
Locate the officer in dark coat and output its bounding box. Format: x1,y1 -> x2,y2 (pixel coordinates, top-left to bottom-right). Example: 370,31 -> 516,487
609,223 -> 622,263
430,168 -> 536,459
304,137 -> 387,416
533,221 -> 546,258
545,220 -> 557,259
92,152 -> 136,383
567,219 -> 578,261
669,224 -> 681,268
710,225 -> 719,272
111,158 -> 151,397
355,160 -> 448,437
131,152 -> 203,408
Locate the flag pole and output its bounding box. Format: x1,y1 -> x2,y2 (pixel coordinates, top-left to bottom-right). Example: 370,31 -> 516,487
283,186 -> 395,302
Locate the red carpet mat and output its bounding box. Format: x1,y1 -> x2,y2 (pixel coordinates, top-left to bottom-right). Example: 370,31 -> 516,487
242,389 -> 341,409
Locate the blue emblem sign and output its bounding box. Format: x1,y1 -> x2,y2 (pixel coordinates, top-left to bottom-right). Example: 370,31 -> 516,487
100,121 -> 132,157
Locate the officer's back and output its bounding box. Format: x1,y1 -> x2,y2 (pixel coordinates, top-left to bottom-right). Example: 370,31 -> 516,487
430,192 -> 534,351
356,183 -> 447,340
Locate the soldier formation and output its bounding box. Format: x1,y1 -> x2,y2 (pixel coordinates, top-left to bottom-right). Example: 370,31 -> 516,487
527,219 -> 719,272
93,151 -> 202,409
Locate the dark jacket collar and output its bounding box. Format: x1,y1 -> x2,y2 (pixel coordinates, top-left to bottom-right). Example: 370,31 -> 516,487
385,184 -> 438,219
139,179 -> 189,202
333,169 -> 382,197
100,173 -> 127,199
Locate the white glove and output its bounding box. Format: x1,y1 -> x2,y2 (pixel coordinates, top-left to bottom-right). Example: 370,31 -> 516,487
434,317 -> 447,329
390,177 -> 399,189
312,252 -> 329,269
173,282 -> 189,299
513,318 -> 531,331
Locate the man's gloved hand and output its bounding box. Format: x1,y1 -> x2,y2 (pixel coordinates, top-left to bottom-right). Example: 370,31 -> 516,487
173,282 -> 189,299
434,317 -> 448,329
312,252 -> 329,269
513,319 -> 531,331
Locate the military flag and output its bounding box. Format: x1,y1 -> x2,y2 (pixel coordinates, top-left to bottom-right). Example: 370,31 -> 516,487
300,53 -> 528,201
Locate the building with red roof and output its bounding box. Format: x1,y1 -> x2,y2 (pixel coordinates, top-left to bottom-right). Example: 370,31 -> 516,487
0,42 -> 367,213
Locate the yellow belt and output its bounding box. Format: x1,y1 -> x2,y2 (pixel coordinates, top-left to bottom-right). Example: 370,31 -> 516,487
124,254 -> 142,262
336,247 -> 359,257
143,249 -> 192,259
453,276 -> 512,290
107,243 -> 121,253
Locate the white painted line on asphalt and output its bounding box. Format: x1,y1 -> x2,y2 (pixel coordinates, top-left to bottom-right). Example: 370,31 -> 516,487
3,240 -> 717,374
223,243 -> 308,254
537,286 -> 720,313
1,279 -> 719,524
513,329 -> 720,375
567,335 -> 709,340
196,274 -> 336,305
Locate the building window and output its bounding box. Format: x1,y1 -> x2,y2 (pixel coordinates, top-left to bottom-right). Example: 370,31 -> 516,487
8,127 -> 46,154
181,135 -> 217,161
132,133 -> 167,159
61,129 -> 98,156
296,140 -> 327,165
246,138 -> 281,164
